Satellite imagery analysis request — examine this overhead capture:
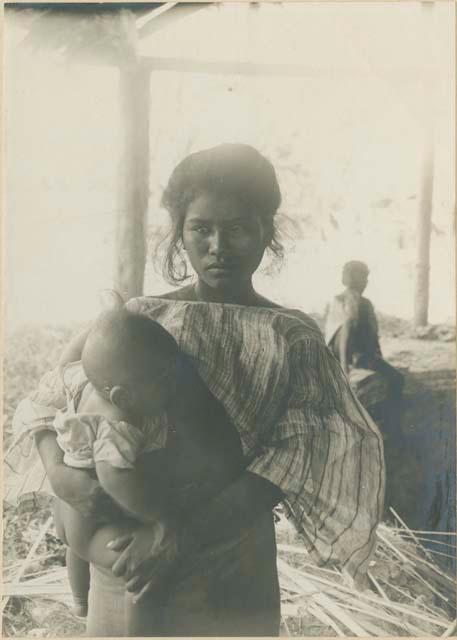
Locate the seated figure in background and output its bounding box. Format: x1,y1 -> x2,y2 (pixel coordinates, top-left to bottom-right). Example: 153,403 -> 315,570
325,260 -> 404,409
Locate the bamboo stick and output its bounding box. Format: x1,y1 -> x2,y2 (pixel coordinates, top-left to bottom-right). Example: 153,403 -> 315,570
376,575 -> 443,618
285,569 -> 368,603
291,568 -> 450,628
277,558 -> 321,595
402,564 -> 450,603
281,559 -> 450,627
367,570 -> 390,602
376,530 -> 414,565
389,507 -> 434,561
295,562 -> 340,576
280,563 -> 392,610
328,584 -> 447,631
313,592 -> 372,636
281,603 -> 307,617
277,559 -> 369,636
335,601 -> 429,636
2,583 -> 72,597
399,541 -> 457,560
22,568 -> 68,585
333,598 -> 426,629
399,544 -> 457,578
392,531 -> 456,550
343,615 -> 387,637
277,543 -> 310,555
392,530 -> 456,537
307,602 -> 345,636
441,619 -> 457,638
335,603 -> 417,636
281,615 -> 292,636
3,552 -> 58,573
282,600 -> 347,636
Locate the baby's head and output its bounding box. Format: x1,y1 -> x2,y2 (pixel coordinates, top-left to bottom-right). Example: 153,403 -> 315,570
82,308 -> 179,417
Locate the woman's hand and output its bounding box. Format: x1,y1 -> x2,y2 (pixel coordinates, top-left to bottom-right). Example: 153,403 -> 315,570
107,519 -> 179,599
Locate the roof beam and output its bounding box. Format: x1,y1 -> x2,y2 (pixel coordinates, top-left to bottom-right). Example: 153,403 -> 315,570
137,2 -> 210,40
136,3 -> 178,32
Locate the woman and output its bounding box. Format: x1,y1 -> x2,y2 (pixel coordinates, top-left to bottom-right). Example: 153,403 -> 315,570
33,144 -> 384,636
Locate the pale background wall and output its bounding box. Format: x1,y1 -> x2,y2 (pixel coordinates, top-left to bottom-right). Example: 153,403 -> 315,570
5,2 -> 455,330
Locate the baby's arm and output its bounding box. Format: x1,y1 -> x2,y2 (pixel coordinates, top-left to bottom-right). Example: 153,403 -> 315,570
95,461 -> 166,525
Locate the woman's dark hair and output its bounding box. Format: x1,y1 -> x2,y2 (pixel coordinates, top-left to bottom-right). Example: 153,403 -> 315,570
159,143 -> 283,283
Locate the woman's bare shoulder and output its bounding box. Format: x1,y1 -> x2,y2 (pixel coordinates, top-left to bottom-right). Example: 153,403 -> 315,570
150,286 -> 196,302
253,293 -> 282,309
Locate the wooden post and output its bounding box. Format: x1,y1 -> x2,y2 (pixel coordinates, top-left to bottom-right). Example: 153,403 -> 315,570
413,1 -> 435,327
414,129 -> 434,327
112,5 -> 205,302
115,62 -> 151,301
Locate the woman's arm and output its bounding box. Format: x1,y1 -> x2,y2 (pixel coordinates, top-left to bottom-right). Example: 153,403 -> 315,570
339,320 -> 353,374
108,470 -> 282,594
35,430 -> 103,518
339,293 -> 361,373
95,461 -> 165,524
58,327 -> 90,368
178,470 -> 282,554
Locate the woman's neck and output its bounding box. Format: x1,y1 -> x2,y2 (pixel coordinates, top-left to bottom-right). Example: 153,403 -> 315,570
194,279 -> 259,306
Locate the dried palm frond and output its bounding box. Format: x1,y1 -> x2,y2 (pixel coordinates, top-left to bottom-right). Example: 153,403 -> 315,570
2,505 -> 455,637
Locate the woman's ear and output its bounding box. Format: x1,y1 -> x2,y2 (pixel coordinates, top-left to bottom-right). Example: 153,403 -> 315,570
99,289 -> 125,312
109,385 -> 131,412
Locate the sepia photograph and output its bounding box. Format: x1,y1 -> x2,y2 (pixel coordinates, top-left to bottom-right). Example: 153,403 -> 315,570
2,1 -> 456,636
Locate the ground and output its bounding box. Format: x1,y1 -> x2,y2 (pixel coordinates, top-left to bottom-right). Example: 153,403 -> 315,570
2,320 -> 456,636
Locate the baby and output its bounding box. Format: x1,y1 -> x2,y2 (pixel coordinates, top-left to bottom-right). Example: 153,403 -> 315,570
58,308 -> 183,618
39,308 -> 180,617
16,308 -> 197,617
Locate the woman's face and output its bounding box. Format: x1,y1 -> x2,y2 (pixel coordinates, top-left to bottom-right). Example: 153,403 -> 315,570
182,191 -> 268,292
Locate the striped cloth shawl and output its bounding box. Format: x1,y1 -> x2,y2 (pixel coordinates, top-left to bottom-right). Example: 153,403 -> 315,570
127,298 -> 385,581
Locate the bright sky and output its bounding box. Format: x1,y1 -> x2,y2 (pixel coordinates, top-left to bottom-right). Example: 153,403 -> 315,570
5,2 -> 455,330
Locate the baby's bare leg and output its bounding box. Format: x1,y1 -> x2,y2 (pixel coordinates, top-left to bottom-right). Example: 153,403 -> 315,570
55,499 -> 98,559
55,499 -> 133,569
53,500 -> 91,616
86,522 -> 135,570
66,548 -> 90,617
